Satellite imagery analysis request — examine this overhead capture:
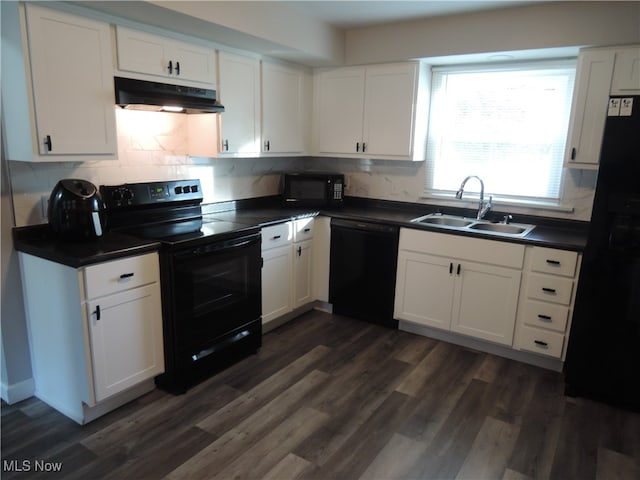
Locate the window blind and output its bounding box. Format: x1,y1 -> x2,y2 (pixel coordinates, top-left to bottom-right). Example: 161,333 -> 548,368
425,60 -> 576,203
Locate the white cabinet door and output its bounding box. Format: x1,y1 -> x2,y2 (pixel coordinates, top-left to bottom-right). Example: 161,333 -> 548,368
262,244 -> 293,325
394,251 -> 456,330
261,62 -> 306,154
25,4 -> 117,157
611,46 -> 640,94
218,51 -> 261,155
292,239 -> 314,308
452,261 -> 521,346
86,283 -> 164,402
564,49 -> 615,168
363,63 -> 418,157
316,67 -> 366,155
116,26 -> 216,85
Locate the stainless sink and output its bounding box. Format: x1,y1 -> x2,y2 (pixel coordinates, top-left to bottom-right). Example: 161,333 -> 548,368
412,214 -> 475,228
468,222 -> 532,235
410,213 -> 535,238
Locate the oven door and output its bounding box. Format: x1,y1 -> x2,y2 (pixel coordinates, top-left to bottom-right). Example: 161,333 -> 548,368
171,232 -> 261,354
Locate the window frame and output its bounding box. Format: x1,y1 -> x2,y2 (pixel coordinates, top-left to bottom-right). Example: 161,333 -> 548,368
423,59 -> 577,210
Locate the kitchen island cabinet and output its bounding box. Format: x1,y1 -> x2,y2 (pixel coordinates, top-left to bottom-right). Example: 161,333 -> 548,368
18,251 -> 164,424
2,3 -> 117,162
395,229 -> 524,346
314,62 -> 428,160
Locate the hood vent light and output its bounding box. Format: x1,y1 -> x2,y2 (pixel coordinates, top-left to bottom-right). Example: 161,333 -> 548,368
114,77 -> 224,114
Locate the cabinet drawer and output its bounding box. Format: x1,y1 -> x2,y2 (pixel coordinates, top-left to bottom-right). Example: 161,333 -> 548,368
84,253 -> 159,299
526,274 -> 574,305
530,247 -> 578,277
519,326 -> 565,358
523,300 -> 569,332
293,217 -> 314,243
261,223 -> 292,250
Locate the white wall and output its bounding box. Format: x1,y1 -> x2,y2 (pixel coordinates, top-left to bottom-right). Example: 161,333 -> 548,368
344,1 -> 640,65
1,137 -> 34,404
9,109 -> 305,227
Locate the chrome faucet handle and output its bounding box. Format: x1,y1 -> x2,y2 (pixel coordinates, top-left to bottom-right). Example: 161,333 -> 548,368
478,195 -> 492,219
502,214 -> 513,224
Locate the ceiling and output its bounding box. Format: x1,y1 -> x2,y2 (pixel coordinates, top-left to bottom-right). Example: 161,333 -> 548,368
284,1 -> 539,29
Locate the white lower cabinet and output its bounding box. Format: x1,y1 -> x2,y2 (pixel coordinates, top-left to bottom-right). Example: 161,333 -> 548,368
261,218 -> 316,329
18,251 -> 164,424
514,246 -> 581,360
261,222 -> 294,325
394,229 -> 524,346
292,238 -> 313,308
86,283 -> 163,402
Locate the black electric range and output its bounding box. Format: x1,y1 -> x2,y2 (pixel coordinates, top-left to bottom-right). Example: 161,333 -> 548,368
101,179 -> 262,393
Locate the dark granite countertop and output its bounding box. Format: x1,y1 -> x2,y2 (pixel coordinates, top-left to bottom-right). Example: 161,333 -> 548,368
13,224 -> 161,268
205,196 -> 589,252
13,196 -> 588,268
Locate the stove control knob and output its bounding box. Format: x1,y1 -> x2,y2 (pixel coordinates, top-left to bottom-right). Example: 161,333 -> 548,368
122,189 -> 134,200
191,185 -> 199,193
175,186 -> 183,194
112,190 -> 122,201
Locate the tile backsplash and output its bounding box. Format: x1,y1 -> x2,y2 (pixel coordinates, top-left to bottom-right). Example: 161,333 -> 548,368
8,109 -> 596,227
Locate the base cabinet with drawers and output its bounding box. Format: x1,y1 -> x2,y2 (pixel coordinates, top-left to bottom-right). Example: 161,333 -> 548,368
18,252 -> 164,424
515,246 -> 581,360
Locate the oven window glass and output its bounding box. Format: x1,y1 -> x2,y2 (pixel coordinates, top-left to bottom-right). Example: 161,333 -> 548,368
172,238 -> 261,350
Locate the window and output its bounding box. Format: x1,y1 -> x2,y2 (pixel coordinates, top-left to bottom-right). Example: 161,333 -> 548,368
425,60 -> 576,205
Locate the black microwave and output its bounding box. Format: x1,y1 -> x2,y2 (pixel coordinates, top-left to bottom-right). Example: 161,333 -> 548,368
282,172 -> 344,207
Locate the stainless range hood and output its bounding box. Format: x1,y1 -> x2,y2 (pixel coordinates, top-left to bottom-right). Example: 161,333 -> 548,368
114,77 -> 225,114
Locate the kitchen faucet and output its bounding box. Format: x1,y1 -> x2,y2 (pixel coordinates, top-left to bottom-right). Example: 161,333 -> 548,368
455,175 -> 492,219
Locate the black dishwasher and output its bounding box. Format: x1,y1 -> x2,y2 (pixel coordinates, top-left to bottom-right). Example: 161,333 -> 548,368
329,218 -> 399,328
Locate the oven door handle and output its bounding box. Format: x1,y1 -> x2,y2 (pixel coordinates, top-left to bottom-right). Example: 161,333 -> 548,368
175,234 -> 260,259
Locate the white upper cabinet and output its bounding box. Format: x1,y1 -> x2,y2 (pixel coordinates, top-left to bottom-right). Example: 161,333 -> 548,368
261,61 -> 309,155
316,67 -> 367,155
116,26 -> 216,86
314,62 -> 428,161
217,51 -> 261,156
564,48 -> 615,169
5,4 -> 117,161
565,45 -> 640,169
610,46 -> 640,95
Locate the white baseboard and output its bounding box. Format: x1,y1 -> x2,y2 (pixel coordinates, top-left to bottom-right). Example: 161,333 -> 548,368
1,377 -> 35,404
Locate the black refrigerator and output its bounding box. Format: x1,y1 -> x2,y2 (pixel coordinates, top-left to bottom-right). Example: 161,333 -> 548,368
564,96 -> 640,411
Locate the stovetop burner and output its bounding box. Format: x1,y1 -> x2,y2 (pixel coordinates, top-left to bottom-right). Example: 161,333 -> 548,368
100,179 -> 256,246
126,218 -> 256,247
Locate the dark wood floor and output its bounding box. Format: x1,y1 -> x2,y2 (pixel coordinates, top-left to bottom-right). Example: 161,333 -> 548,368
2,310 -> 639,479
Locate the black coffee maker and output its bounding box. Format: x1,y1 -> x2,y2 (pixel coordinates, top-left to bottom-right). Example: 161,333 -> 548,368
48,179 -> 105,240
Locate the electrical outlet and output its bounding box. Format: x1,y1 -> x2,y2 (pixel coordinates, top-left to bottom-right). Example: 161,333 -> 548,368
40,195 -> 49,222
